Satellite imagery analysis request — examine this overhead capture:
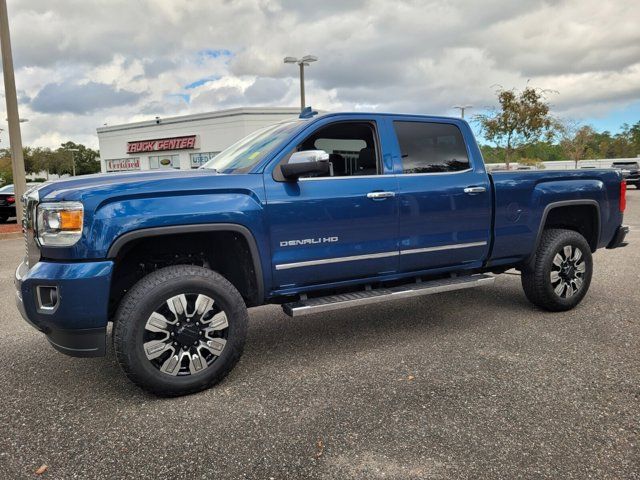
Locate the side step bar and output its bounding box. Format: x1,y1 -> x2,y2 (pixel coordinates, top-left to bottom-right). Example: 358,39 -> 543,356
282,274 -> 495,317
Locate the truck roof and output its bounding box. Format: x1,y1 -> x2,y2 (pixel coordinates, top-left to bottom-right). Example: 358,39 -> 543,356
313,111 -> 466,122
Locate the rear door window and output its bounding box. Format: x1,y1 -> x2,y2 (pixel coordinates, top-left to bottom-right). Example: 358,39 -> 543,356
394,121 -> 470,174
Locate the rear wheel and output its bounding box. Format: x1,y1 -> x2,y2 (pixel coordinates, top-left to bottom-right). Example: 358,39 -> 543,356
0,215 -> 8,223
114,265 -> 248,396
521,229 -> 593,311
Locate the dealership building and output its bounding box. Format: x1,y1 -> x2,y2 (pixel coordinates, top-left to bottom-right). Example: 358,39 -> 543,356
96,107 -> 301,173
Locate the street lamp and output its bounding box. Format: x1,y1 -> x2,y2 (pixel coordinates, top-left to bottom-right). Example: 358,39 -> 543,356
452,105 -> 473,119
284,55 -> 318,111
64,147 -> 80,176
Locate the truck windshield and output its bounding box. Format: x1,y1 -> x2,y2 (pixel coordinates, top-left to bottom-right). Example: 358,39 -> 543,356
201,120 -> 304,173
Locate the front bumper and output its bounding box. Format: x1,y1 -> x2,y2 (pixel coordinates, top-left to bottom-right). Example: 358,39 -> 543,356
15,259 -> 114,357
607,225 -> 629,249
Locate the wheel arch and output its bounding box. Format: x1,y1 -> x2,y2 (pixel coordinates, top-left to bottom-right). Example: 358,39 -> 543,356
528,200 -> 601,265
107,223 -> 264,309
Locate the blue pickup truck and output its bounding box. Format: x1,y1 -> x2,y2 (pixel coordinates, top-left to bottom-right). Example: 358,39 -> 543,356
15,110 -> 629,395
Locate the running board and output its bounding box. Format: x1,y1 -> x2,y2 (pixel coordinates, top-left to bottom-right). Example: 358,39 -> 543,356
282,274 -> 495,317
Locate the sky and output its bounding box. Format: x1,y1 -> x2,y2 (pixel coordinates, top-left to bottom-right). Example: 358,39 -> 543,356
2,0 -> 640,150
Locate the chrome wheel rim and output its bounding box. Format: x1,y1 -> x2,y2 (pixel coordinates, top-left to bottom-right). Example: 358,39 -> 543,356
143,293 -> 228,376
550,245 -> 586,298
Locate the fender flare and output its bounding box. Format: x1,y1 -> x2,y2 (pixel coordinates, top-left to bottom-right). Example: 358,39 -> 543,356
106,223 -> 264,303
526,199 -> 601,265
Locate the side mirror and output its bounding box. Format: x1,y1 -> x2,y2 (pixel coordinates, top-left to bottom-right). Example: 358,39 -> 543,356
280,150 -> 330,181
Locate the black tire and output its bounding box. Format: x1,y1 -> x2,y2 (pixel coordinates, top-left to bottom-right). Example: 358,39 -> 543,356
521,229 -> 593,311
114,265 -> 248,396
0,215 -> 8,223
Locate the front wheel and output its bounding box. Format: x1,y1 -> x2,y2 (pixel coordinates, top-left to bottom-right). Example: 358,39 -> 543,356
521,229 -> 593,311
114,265 -> 248,396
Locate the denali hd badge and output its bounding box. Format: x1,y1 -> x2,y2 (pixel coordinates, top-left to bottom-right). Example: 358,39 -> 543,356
280,237 -> 339,247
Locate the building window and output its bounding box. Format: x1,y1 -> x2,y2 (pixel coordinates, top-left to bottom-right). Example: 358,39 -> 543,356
106,157 -> 141,172
149,154 -> 180,169
190,152 -> 219,169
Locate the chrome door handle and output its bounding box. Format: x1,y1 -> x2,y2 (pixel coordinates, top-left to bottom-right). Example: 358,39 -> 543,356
463,186 -> 486,194
367,191 -> 396,200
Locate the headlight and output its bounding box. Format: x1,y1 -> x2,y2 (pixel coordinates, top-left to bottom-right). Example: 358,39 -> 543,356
37,202 -> 84,246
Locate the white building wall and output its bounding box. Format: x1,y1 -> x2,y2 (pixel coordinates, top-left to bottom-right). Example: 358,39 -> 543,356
97,107 -> 301,173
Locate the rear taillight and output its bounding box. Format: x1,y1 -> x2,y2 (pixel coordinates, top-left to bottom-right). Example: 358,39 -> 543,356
620,180 -> 626,213
6,195 -> 14,204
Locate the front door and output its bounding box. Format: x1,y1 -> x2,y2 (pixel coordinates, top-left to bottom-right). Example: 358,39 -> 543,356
264,118 -> 399,289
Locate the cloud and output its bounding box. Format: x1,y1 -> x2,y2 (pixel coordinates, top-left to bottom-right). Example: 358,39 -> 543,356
2,0 -> 638,148
244,77 -> 289,103
143,58 -> 178,78
30,82 -> 144,114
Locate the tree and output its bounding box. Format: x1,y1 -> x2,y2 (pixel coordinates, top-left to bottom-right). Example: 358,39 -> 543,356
0,153 -> 12,185
58,141 -> 100,176
475,86 -> 556,169
560,121 -> 596,168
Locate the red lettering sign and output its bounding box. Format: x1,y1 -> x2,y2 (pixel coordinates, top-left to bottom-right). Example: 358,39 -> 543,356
127,135 -> 197,153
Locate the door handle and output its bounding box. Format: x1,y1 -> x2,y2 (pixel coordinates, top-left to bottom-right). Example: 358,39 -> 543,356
463,186 -> 486,194
367,191 -> 396,200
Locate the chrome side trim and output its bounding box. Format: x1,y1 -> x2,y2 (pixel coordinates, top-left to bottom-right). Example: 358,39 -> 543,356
400,241 -> 487,255
297,168 -> 475,180
275,251 -> 397,270
399,168 -> 473,176
276,241 -> 488,270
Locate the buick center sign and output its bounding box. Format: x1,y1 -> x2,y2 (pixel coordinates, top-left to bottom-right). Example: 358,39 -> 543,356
127,135 -> 197,153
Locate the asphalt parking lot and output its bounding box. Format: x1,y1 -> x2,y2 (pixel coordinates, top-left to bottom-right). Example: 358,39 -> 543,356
0,193 -> 638,479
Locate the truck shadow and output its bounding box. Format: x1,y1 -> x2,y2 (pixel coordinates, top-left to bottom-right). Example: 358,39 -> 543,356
11,279 -> 532,400
240,281 -> 531,372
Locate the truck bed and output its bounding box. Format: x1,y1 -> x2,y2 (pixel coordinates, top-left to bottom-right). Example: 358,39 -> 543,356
488,169 -> 623,267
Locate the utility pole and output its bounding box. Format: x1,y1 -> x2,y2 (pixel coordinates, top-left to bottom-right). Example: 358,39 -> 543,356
453,105 -> 473,119
65,147 -> 80,176
284,55 -> 318,111
0,0 -> 26,223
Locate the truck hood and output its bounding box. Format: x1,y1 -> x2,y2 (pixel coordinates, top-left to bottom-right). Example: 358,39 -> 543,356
34,169 -> 266,219
30,168 -> 267,262
36,169 -> 223,201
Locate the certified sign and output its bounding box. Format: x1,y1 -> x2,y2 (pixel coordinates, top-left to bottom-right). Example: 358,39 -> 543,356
127,135 -> 197,153
106,158 -> 141,172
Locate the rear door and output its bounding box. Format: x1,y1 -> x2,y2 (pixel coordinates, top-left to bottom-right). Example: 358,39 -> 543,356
264,116 -> 399,289
390,118 -> 492,273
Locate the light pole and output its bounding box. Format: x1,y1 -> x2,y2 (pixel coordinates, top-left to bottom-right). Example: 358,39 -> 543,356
0,0 -> 26,223
284,55 -> 318,111
65,147 -> 80,176
452,105 -> 473,119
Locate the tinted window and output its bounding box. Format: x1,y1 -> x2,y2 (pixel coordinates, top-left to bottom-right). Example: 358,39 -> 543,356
394,121 -> 470,174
